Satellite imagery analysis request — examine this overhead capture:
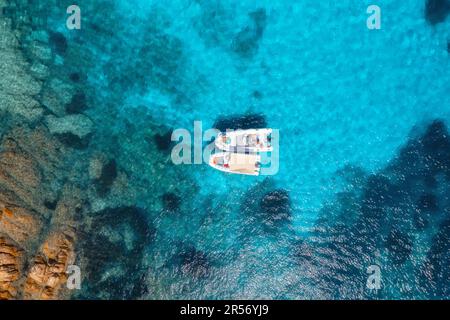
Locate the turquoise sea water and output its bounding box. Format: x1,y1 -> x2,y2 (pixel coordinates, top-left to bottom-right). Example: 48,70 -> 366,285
5,0 -> 450,299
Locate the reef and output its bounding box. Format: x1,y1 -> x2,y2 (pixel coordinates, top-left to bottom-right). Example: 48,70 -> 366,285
76,206 -> 154,299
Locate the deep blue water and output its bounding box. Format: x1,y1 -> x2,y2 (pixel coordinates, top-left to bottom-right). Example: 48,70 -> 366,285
5,0 -> 450,299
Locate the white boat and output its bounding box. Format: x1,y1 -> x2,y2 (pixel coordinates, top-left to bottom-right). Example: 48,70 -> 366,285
215,129 -> 273,153
208,152 -> 261,176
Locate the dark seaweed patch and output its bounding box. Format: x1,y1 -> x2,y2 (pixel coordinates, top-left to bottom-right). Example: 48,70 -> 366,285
417,193 -> 439,212
425,0 -> 450,25
65,92 -> 88,114
153,129 -> 174,152
421,120 -> 450,173
49,31 -> 68,55
44,199 -> 57,210
302,120 -> 450,298
385,229 -> 413,265
95,159 -> 117,197
240,179 -> 292,234
55,133 -> 91,149
162,192 -> 181,211
213,113 -> 267,131
69,72 -> 81,83
171,245 -> 211,278
419,219 -> 450,298
260,189 -> 291,224
252,90 -> 262,99
232,8 -> 267,57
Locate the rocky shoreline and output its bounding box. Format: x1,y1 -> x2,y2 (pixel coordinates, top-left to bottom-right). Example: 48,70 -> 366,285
0,0 -> 192,299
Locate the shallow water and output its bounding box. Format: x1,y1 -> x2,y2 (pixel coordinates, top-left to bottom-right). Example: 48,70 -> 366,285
3,0 -> 450,299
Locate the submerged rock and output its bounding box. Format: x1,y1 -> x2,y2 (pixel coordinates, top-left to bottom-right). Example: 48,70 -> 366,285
78,206 -> 154,299
45,114 -> 93,149
425,0 -> 450,25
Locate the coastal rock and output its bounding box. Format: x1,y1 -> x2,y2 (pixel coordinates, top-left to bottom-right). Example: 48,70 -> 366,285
45,114 -> 94,140
29,62 -> 50,80
0,236 -> 23,300
23,228 -> 76,300
0,205 -> 42,248
0,126 -> 64,221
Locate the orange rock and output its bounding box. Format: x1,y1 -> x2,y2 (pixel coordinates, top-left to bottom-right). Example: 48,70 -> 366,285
0,236 -> 23,300
23,229 -> 76,300
0,205 -> 42,247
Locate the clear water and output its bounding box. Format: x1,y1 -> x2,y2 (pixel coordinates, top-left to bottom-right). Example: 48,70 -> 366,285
6,0 -> 450,299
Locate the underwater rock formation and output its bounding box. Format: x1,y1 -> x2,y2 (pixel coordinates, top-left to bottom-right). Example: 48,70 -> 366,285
425,0 -> 450,25
213,113 -> 267,131
77,206 -> 154,299
307,120 -> 450,299
45,114 -> 93,149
